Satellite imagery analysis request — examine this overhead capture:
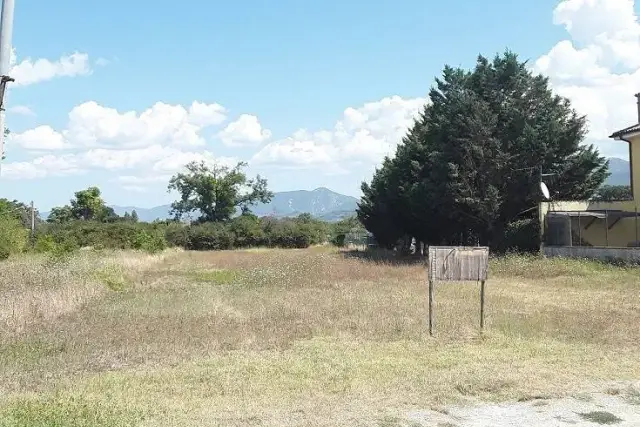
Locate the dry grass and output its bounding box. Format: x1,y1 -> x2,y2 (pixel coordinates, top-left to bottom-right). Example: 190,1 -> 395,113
0,247 -> 639,426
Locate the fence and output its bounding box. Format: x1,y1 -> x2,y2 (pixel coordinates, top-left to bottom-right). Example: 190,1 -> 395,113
543,209 -> 640,249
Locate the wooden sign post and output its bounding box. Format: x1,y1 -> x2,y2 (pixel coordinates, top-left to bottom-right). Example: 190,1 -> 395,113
427,246 -> 489,336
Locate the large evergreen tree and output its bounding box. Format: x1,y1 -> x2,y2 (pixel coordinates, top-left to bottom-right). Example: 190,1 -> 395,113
358,51 -> 609,249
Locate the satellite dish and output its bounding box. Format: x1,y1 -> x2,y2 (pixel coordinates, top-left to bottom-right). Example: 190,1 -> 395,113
540,182 -> 551,200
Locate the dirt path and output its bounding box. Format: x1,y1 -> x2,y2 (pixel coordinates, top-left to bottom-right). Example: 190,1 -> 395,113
405,385 -> 640,426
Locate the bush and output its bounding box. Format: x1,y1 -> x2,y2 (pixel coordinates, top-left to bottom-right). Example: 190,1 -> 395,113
0,216 -> 28,259
229,215 -> 266,247
500,218 -> 540,253
186,223 -> 235,250
132,229 -> 167,253
267,219 -> 313,249
333,233 -> 346,247
32,233 -> 57,253
164,222 -> 188,247
27,214 -> 336,254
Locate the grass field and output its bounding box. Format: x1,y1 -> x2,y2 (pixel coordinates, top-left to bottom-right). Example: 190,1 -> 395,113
0,247 -> 639,426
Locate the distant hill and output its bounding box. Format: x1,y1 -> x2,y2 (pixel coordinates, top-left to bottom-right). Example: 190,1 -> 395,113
43,188 -> 359,223
109,205 -> 172,222
250,187 -> 359,218
606,157 -> 631,186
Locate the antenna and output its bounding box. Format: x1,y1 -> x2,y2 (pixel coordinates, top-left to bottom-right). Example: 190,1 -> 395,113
540,181 -> 551,200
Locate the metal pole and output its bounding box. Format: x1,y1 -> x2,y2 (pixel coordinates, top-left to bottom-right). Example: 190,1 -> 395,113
428,279 -> 434,336
480,280 -> 485,331
578,212 -> 582,247
636,206 -> 638,248
30,200 -> 34,234
605,210 -> 609,247
0,0 -> 15,173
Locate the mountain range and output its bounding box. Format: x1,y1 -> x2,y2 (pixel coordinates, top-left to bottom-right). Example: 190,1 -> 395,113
605,157 -> 631,186
42,157 -> 632,222
108,187 -> 360,223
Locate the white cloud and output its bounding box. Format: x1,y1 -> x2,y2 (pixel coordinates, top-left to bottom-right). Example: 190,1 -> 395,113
218,114 -> 271,146
63,101 -> 227,149
1,154 -> 82,179
533,0 -> 640,158
9,100 -> 229,153
0,97 -> 241,182
8,105 -> 35,116
10,52 -> 92,87
252,95 -> 425,168
10,125 -> 71,150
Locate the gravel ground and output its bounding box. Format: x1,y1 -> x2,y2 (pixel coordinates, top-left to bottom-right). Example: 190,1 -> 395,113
405,384 -> 640,426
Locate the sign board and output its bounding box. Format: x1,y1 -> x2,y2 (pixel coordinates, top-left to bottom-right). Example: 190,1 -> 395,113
428,246 -> 489,281
427,246 -> 490,336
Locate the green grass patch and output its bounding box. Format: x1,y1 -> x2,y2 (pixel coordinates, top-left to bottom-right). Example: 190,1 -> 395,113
93,267 -> 129,292
188,269 -> 238,285
578,411 -> 622,425
0,395 -> 144,427
0,339 -> 66,367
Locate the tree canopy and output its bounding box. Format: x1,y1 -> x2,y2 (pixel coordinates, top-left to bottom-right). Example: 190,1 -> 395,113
357,51 -> 609,250
0,198 -> 40,228
168,160 -> 273,223
592,185 -> 633,202
47,186 -> 116,223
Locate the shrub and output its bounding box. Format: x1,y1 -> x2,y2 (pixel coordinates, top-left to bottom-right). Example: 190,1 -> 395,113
186,223 -> 235,250
266,219 -> 313,249
0,216 -> 28,259
333,233 -> 346,247
32,233 -> 57,253
500,218 -> 540,253
164,222 -> 188,247
132,229 -> 166,253
229,214 -> 266,247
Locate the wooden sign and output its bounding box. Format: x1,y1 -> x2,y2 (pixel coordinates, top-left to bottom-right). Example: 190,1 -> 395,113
427,246 -> 490,336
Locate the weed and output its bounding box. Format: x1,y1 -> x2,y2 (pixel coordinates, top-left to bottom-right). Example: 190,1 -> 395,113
93,267 -> 128,292
578,411 -> 622,424
188,268 -> 238,285
0,395 -> 144,427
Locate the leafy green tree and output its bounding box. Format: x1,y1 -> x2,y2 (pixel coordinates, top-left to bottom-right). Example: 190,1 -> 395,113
592,185 -> 633,201
47,206 -> 73,223
47,186 -> 117,223
358,51 -> 609,249
131,209 -> 139,222
168,160 -> 273,223
0,198 -> 40,228
71,186 -> 107,221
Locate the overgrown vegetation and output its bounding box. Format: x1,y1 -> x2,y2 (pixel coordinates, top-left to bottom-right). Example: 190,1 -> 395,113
1,248 -> 639,425
0,199 -> 359,259
0,159 -> 366,258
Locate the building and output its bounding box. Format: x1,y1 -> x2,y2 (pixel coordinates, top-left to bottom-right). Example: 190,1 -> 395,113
539,93 -> 640,261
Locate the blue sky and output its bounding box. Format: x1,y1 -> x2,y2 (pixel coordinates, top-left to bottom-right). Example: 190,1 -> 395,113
1,0 -> 638,210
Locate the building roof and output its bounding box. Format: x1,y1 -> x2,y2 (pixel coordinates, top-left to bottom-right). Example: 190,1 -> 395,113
609,123 -> 640,139
548,210 -> 640,219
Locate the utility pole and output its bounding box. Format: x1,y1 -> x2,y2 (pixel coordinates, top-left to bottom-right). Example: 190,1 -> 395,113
30,199 -> 34,234
0,0 -> 15,173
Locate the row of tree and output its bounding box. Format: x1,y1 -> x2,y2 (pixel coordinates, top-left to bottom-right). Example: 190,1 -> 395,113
357,51 -> 610,251
45,161 -> 272,225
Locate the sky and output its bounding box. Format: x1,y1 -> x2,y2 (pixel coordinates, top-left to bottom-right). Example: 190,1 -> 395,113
1,0 -> 639,210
